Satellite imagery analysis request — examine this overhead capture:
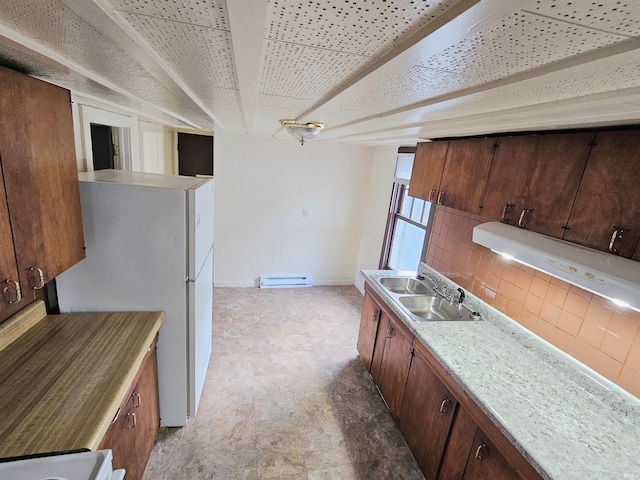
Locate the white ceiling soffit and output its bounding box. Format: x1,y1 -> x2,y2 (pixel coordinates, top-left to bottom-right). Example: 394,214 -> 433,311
0,0 -> 638,143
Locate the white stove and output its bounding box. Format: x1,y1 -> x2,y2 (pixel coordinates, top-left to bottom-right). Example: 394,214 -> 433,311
0,449 -> 124,480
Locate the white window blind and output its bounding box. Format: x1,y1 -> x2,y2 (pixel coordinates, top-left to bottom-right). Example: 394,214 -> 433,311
395,153 -> 414,182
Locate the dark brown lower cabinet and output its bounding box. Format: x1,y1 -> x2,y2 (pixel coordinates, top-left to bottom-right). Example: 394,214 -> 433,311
399,343 -> 458,479
369,309 -> 389,384
439,406 -> 519,480
358,284 -> 542,480
357,292 -> 381,372
375,312 -> 413,419
99,336 -> 160,480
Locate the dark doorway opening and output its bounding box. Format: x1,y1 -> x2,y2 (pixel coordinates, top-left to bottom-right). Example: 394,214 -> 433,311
90,124 -> 115,170
178,133 -> 213,177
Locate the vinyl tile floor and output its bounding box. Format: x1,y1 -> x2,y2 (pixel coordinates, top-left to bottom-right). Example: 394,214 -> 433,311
142,286 -> 425,480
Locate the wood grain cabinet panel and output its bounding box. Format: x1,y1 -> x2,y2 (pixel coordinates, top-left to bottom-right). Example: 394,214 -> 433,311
482,133 -> 592,238
375,313 -> 413,419
399,347 -> 458,480
461,429 -> 521,480
357,292 -> 381,372
481,135 -> 538,224
369,309 -> 389,385
437,402 -> 526,480
99,338 -> 160,480
0,65 -> 84,307
517,132 -> 592,237
439,137 -> 496,215
563,129 -> 640,258
0,174 -> 23,315
409,141 -> 449,202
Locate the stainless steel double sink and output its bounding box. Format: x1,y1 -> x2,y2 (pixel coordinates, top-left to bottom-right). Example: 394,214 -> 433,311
373,275 -> 479,322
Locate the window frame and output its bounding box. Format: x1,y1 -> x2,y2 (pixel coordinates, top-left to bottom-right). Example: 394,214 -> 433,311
379,180 -> 433,270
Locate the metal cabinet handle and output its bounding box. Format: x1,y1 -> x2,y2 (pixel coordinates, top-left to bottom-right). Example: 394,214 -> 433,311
110,408 -> 121,425
428,189 -> 437,202
475,443 -> 486,460
27,267 -> 45,290
518,209 -> 532,228
386,325 -> 394,338
609,227 -> 625,253
436,191 -> 445,205
126,412 -> 137,429
501,203 -> 515,222
2,280 -> 22,304
132,393 -> 141,408
439,398 -> 450,414
371,310 -> 379,322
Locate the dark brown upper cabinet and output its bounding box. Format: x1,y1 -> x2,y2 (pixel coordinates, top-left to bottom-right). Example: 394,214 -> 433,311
563,129 -> 640,258
0,171 -> 34,317
0,66 -> 84,317
439,137 -> 496,215
481,135 -> 538,224
408,140 -> 449,202
409,137 -> 495,216
482,132 -> 593,238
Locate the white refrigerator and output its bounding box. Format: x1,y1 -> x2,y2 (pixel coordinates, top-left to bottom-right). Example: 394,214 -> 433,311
56,169 -> 214,427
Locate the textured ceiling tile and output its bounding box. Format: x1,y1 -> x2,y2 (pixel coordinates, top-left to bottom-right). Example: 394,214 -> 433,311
420,11 -> 628,81
459,59 -> 640,114
259,40 -> 371,100
256,94 -> 313,116
119,13 -> 238,91
529,0 -> 640,36
110,0 -> 229,30
324,65 -> 467,125
0,0 -> 202,112
265,0 -> 466,57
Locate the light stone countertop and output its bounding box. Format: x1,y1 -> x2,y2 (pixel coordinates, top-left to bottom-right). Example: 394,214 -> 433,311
363,263 -> 640,480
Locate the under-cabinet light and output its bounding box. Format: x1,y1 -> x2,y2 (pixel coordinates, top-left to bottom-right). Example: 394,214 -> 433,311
474,222 -> 640,313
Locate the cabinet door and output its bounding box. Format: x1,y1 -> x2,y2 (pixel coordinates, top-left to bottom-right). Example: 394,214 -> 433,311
409,141 -> 449,201
357,292 -> 381,372
439,137 -> 496,214
481,135 -> 538,224
370,311 -> 389,385
399,348 -> 458,480
376,314 -> 413,419
438,404 -> 478,480
0,66 -> 85,289
99,384 -> 137,478
462,429 -> 520,480
563,129 -> 640,257
0,173 -> 21,313
482,133 -> 592,237
124,344 -> 160,480
100,340 -> 159,480
518,132 -> 593,238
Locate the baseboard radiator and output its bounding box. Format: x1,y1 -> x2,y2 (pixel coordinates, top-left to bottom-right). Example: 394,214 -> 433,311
259,275 -> 313,289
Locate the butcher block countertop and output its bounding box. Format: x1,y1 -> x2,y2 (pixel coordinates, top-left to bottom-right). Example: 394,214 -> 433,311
0,301 -> 163,459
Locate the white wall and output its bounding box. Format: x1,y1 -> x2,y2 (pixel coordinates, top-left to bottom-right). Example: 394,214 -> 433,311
354,146 -> 398,293
213,132 -> 373,287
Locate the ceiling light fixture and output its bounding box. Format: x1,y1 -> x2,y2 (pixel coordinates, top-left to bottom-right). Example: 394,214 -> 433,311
280,119 -> 325,145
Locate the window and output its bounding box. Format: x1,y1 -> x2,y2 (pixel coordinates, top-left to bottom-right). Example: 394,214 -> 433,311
380,153 -> 433,271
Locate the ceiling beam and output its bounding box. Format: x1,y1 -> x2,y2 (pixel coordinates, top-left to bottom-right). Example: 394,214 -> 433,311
60,0 -> 226,130
226,0 -> 269,135
0,25 -> 205,129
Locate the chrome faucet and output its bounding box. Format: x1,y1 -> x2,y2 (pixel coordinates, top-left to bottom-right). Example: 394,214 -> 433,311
456,288 -> 465,304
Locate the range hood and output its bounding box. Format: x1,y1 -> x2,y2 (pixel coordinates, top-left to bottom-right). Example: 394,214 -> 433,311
472,222 -> 640,313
